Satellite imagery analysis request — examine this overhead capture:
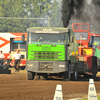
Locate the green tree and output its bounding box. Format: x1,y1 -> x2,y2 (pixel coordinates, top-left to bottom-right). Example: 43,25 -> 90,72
24,0 -> 52,27
0,0 -> 28,32
0,0 -> 55,32
50,0 -> 63,27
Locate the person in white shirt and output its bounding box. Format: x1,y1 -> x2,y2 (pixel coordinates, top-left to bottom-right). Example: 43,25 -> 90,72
0,50 -> 5,65
13,50 -> 21,72
7,51 -> 12,67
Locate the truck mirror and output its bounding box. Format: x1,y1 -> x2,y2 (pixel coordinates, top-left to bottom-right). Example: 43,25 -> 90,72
72,37 -> 74,42
70,36 -> 74,43
22,34 -> 25,42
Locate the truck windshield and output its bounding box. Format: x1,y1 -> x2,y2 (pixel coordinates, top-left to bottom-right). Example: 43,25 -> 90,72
92,36 -> 100,49
11,43 -> 26,51
28,33 -> 66,44
11,43 -> 18,51
20,44 -> 26,49
74,32 -> 88,40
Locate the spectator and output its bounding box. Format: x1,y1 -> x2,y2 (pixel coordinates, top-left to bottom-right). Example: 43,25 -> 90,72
0,50 -> 5,65
7,51 -> 12,67
13,50 -> 21,72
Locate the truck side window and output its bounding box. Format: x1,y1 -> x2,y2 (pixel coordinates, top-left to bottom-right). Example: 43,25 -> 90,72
68,31 -> 70,42
89,36 -> 93,47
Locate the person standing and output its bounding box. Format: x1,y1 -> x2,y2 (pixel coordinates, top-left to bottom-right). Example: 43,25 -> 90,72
7,51 -> 12,67
0,50 -> 5,65
13,50 -> 21,72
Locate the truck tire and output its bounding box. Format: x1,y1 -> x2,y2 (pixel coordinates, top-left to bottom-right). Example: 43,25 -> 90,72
92,56 -> 97,78
73,64 -> 78,81
27,71 -> 34,80
93,72 -> 96,78
63,72 -> 68,81
68,63 -> 71,81
93,66 -> 97,78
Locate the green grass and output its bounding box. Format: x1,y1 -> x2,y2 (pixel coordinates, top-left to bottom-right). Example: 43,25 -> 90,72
98,96 -> 100,99
82,96 -> 100,100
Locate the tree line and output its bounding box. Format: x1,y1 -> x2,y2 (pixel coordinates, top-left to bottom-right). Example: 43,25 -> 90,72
0,0 -> 63,32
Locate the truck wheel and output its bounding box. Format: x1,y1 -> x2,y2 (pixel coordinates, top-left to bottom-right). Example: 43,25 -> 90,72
92,56 -> 97,78
93,71 -> 96,78
63,72 -> 68,81
68,63 -> 71,81
73,64 -> 78,81
93,73 -> 96,78
92,64 -> 97,78
27,71 -> 34,80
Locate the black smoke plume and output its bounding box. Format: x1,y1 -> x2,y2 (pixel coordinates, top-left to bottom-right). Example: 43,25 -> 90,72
61,0 -> 74,27
61,0 -> 100,30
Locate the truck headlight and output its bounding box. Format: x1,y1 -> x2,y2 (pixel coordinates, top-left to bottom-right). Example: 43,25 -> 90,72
27,64 -> 33,67
59,65 -> 65,67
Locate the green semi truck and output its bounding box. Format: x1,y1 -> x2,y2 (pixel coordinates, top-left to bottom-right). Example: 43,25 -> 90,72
26,27 -> 79,81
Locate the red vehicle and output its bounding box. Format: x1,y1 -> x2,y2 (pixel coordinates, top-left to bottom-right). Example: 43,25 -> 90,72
10,36 -> 27,69
72,23 -> 92,47
0,33 -> 27,69
0,33 -> 27,59
72,23 -> 98,77
72,23 -> 94,55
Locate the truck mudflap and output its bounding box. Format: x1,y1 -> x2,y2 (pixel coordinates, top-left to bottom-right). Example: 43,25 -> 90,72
26,60 -> 68,73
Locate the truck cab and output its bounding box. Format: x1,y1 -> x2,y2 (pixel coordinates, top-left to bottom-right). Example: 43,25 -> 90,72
10,37 -> 26,69
26,27 -> 79,81
72,23 -> 91,47
72,23 -> 98,77
89,34 -> 100,50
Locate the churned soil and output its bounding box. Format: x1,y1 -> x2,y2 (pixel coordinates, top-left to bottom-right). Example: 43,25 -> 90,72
0,68 -> 100,100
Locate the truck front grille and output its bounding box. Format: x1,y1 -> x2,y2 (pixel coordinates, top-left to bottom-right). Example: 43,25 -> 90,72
39,62 -> 53,71
30,51 -> 61,60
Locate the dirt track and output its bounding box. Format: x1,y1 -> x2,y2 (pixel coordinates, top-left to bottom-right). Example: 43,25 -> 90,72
1,68 -> 100,100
